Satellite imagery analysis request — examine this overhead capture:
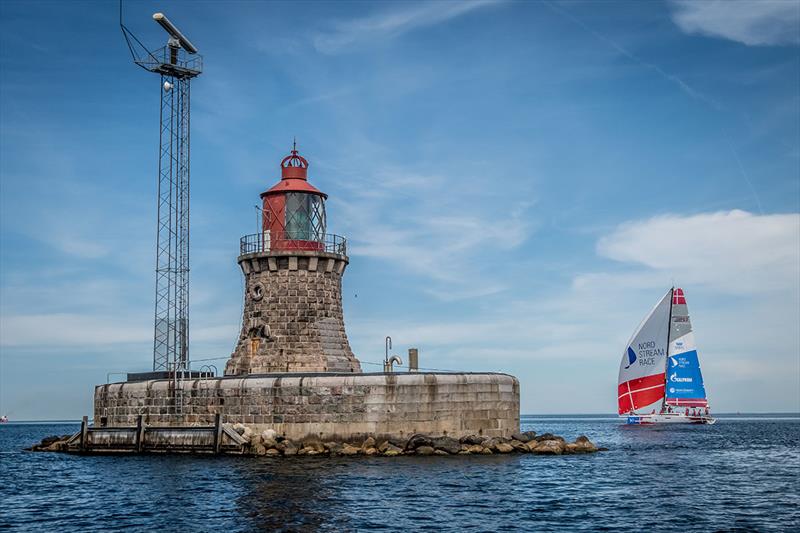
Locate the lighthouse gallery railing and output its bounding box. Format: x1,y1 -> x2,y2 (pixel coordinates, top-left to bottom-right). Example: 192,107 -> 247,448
240,232 -> 347,256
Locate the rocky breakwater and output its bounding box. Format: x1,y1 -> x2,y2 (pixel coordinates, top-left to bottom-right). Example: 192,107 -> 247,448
239,426 -> 605,457
29,426 -> 605,456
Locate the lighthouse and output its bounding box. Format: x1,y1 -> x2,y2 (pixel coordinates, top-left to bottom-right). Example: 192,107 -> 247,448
225,144 -> 362,375
94,143 -> 519,441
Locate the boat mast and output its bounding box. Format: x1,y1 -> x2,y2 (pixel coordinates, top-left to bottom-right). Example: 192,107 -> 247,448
661,287 -> 674,412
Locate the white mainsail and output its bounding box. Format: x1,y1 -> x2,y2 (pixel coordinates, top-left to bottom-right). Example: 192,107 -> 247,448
617,289 -> 672,415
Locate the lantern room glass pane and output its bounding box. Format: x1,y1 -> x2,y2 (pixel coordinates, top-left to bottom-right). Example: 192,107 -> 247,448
285,192 -> 326,241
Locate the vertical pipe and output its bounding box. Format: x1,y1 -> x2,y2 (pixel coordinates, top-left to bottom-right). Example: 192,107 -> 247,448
408,348 -> 419,372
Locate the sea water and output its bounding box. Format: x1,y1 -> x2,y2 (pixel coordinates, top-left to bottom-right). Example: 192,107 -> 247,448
1,414 -> 798,531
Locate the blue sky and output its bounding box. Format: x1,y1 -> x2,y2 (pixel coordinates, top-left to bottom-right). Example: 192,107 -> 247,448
1,0 -> 798,418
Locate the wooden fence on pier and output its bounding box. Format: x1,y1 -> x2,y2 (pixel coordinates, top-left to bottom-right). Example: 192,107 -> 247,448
64,414 -> 249,454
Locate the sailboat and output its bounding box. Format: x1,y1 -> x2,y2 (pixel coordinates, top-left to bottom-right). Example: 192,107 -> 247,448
618,287 -> 715,425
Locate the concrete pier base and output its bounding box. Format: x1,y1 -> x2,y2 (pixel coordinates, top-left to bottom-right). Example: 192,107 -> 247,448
94,372 -> 520,441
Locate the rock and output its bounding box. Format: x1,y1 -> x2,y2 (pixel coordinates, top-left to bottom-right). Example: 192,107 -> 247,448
283,444 -> 298,456
302,439 -> 325,453
495,443 -> 514,454
382,443 -> 403,456
416,445 -> 435,456
305,449 -> 320,456
265,448 -> 280,456
479,447 -> 493,455
251,443 -> 267,455
324,442 -> 343,455
571,436 -> 598,453
534,433 -> 564,443
39,435 -> 65,447
233,423 -> 245,435
431,436 -> 461,455
261,429 -> 278,442
511,432 -> 532,443
30,435 -> 71,452
482,437 -> 509,452
460,435 -> 486,446
361,437 -> 376,451
364,447 -> 378,456
341,444 -> 360,456
522,431 -> 537,441
532,439 -> 564,455
564,443 -> 579,454
434,450 -> 450,456
510,440 -> 529,452
597,447 -> 609,452
467,444 -> 485,454
261,437 -> 278,449
33,439 -> 68,452
406,434 -> 433,450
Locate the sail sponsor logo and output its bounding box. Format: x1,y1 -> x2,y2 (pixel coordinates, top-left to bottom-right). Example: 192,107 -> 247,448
671,355 -> 691,368
624,347 -> 637,369
669,372 -> 692,383
673,316 -> 689,323
636,341 -> 663,366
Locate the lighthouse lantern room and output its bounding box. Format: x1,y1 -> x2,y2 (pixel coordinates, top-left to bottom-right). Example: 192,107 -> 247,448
260,144 -> 328,252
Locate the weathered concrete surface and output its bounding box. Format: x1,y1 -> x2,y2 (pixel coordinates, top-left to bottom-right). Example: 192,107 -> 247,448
226,250 -> 361,375
94,372 -> 520,441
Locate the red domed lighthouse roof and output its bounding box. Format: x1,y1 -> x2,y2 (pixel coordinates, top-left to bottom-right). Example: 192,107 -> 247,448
260,143 -> 327,199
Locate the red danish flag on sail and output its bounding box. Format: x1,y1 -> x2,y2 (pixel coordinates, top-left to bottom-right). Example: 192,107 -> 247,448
673,288 -> 686,305
618,373 -> 666,415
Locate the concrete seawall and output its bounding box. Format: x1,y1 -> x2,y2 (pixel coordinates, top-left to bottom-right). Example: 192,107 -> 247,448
94,372 -> 520,441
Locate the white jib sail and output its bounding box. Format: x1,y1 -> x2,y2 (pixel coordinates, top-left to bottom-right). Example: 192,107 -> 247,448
617,289 -> 672,415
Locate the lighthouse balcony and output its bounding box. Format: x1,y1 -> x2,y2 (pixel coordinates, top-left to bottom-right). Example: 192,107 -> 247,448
240,231 -> 347,257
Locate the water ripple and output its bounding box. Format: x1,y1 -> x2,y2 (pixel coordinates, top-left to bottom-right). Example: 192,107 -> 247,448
1,417 -> 798,531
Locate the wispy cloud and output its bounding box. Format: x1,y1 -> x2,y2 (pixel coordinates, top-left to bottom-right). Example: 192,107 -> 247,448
329,154 -> 536,298
670,0 -> 800,46
542,0 -> 721,108
313,0 -> 504,54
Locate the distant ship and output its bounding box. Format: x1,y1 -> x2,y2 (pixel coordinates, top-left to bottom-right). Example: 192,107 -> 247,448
618,288 -> 715,425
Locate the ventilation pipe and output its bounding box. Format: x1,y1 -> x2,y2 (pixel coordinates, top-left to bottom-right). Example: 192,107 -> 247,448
408,348 -> 418,372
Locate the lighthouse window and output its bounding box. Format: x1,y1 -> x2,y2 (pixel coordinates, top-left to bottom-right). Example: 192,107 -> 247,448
285,193 -> 326,241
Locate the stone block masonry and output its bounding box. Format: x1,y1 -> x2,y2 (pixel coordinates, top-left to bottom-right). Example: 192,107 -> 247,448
225,250 -> 361,375
94,372 -> 520,441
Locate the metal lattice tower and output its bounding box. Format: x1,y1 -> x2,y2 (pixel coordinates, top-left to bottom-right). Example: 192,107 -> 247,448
121,9 -> 202,372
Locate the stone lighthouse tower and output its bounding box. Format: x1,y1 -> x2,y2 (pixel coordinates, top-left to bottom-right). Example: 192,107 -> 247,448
225,145 -> 362,375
